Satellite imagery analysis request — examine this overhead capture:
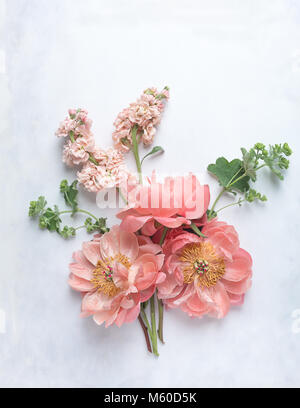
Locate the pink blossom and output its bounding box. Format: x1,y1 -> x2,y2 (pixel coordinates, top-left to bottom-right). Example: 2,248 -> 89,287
63,135 -> 95,167
157,219 -> 252,319
93,147 -> 124,168
143,123 -> 156,146
77,148 -> 133,192
112,87 -> 169,152
55,108 -> 93,139
68,225 -> 165,327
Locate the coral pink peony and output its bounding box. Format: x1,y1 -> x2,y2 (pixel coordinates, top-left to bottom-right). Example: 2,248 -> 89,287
157,219 -> 252,319
112,87 -> 169,152
68,225 -> 165,327
117,173 -> 210,235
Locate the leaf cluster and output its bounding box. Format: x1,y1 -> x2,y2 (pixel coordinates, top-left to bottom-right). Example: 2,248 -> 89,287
28,180 -> 109,238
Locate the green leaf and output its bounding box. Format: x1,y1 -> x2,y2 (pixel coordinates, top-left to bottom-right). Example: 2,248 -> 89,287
84,217 -> 109,234
190,222 -> 207,238
241,147 -> 257,182
60,180 -> 78,214
39,207 -> 61,232
207,157 -> 250,193
245,189 -> 267,203
60,226 -> 76,238
262,143 -> 292,180
141,146 -> 164,165
28,196 -> 47,217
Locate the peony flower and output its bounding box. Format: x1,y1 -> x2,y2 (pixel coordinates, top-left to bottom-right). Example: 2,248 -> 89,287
68,225 -> 165,327
77,147 -> 134,192
157,219 -> 252,319
112,87 -> 169,152
117,173 -> 210,235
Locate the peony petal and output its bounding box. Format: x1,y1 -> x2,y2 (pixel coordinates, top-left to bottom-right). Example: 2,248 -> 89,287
156,254 -> 165,271
73,250 -> 94,269
223,248 -> 252,282
228,292 -> 245,306
154,216 -> 190,228
157,271 -> 183,299
156,272 -> 166,284
114,308 -> 127,327
186,292 -> 208,313
134,261 -> 157,291
140,285 -> 156,302
92,310 -> 112,325
81,291 -> 115,313
137,235 -> 162,255
82,241 -> 101,266
221,274 -> 252,295
131,252 -> 164,290
171,284 -> 194,306
68,274 -> 94,292
197,281 -> 230,319
141,219 -> 157,236
69,262 -> 94,281
99,225 -> 120,259
119,228 -> 139,261
112,262 -> 130,288
120,215 -> 152,233
123,302 -> 140,323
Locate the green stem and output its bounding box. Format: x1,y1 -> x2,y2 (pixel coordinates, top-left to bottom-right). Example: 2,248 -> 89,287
132,124 -> 159,353
208,166 -> 248,220
157,296 -> 164,344
88,153 -> 99,166
216,199 -> 245,214
140,308 -> 152,336
77,208 -> 99,221
75,225 -> 86,231
208,162 -> 267,221
159,227 -> 168,246
208,187 -> 226,220
69,132 -> 75,143
59,208 -> 99,221
157,227 -> 168,344
227,167 -> 243,186
150,295 -> 159,356
138,315 -> 152,353
255,164 -> 266,171
227,173 -> 247,188
117,187 -> 128,205
131,125 -> 143,184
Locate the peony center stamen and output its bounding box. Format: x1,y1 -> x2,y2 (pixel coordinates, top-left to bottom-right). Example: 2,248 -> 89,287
179,242 -> 225,288
91,253 -> 131,297
102,264 -> 114,282
193,259 -> 209,275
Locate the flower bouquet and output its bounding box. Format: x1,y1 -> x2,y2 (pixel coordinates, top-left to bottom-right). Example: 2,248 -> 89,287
29,87 -> 292,356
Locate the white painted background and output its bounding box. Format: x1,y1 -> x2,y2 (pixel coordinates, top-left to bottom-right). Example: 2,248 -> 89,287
0,0 -> 299,387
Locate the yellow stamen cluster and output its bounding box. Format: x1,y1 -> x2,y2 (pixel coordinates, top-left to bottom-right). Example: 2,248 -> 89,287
91,254 -> 131,297
179,242 -> 225,288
